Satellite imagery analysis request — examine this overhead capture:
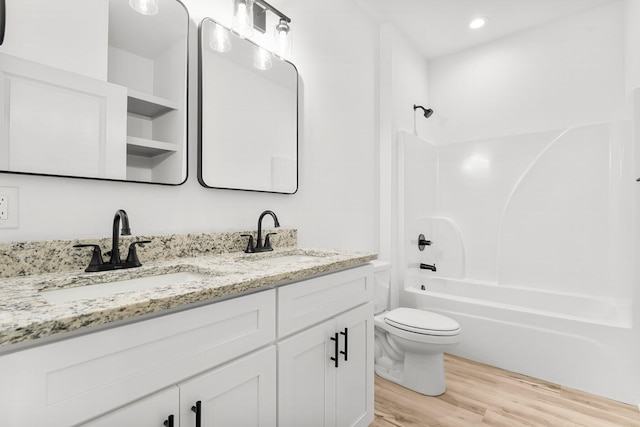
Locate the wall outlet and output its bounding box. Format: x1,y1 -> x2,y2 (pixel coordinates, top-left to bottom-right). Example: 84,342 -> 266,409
0,187 -> 19,229
0,195 -> 7,220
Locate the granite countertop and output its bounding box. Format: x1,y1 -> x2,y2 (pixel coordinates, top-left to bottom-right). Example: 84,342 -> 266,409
0,247 -> 376,350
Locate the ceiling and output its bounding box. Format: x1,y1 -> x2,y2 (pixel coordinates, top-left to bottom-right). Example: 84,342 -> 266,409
356,0 -> 617,59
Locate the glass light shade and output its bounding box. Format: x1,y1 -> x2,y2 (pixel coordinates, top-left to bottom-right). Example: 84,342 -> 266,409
253,46 -> 273,70
210,23 -> 231,52
129,0 -> 159,16
232,0 -> 254,39
274,18 -> 292,60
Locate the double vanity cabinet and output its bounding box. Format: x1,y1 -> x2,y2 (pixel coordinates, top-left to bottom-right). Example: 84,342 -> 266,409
0,263 -> 374,427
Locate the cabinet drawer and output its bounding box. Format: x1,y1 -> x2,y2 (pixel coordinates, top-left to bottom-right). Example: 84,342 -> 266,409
0,289 -> 276,426
277,265 -> 373,338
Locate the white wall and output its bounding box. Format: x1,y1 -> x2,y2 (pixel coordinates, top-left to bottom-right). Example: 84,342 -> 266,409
0,0 -> 109,80
418,0 -> 634,297
0,0 -> 378,254
633,89 -> 640,407
377,24 -> 429,308
428,1 -> 628,144
624,0 -> 640,95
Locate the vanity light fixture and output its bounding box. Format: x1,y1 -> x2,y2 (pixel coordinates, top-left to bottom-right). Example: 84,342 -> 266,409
232,0 -> 255,38
210,22 -> 232,52
469,17 -> 487,29
247,0 -> 293,60
129,0 -> 159,16
274,17 -> 292,59
253,46 -> 273,70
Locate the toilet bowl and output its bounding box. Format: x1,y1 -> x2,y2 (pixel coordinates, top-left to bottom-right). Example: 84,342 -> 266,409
372,261 -> 461,396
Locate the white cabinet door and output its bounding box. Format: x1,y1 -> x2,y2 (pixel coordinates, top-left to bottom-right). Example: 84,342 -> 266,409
278,303 -> 374,427
80,387 -> 179,427
180,346 -> 277,427
277,319 -> 337,427
0,289 -> 275,426
335,303 -> 374,427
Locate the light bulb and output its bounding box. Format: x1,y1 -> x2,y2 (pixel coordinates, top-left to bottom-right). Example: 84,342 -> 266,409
210,23 -> 231,52
254,46 -> 273,71
274,18 -> 292,60
232,0 -> 254,38
129,0 -> 159,16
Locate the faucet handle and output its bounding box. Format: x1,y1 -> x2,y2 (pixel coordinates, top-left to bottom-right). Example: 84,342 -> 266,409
74,244 -> 105,271
418,234 -> 432,251
126,240 -> 151,266
241,234 -> 255,253
264,232 -> 277,250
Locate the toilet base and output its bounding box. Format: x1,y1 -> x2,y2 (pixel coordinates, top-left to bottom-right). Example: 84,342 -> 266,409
374,352 -> 447,396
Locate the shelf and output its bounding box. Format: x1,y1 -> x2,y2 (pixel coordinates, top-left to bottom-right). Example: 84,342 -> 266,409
127,136 -> 178,157
127,89 -> 179,118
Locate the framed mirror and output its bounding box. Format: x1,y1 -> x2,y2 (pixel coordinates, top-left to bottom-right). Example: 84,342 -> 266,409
0,0 -> 188,185
198,17 -> 298,194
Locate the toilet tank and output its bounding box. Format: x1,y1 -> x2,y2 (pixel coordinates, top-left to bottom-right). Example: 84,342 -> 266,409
371,260 -> 391,314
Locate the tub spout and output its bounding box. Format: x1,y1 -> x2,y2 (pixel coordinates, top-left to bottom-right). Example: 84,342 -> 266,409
420,263 -> 437,272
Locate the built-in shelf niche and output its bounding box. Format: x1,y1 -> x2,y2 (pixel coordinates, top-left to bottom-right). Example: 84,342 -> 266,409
107,0 -> 187,184
127,89 -> 179,117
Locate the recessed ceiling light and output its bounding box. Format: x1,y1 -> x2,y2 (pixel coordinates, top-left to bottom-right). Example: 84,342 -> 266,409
469,17 -> 487,30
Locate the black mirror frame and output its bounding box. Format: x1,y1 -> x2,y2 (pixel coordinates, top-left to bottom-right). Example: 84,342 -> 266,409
0,0 -> 190,186
197,18 -> 299,195
0,0 -> 6,46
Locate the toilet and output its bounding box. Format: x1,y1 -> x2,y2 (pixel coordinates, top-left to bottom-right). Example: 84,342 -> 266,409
372,261 -> 461,396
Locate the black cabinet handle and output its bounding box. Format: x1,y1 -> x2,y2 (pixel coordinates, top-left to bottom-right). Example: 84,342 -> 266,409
340,328 -> 349,361
163,415 -> 174,427
330,332 -> 339,368
191,401 -> 201,427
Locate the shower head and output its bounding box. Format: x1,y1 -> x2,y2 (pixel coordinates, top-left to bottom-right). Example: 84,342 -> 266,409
413,104 -> 434,119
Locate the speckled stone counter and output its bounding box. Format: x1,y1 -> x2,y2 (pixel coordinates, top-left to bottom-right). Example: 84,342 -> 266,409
0,244 -> 376,351
0,229 -> 297,278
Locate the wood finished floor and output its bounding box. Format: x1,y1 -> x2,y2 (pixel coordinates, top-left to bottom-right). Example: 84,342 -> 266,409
371,354 -> 640,427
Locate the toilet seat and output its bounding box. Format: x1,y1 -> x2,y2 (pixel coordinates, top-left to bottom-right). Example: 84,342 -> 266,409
384,308 -> 460,336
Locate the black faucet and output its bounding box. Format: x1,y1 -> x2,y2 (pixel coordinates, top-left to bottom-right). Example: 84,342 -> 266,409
109,209 -> 131,265
74,209 -> 151,272
243,210 -> 280,253
420,263 -> 437,272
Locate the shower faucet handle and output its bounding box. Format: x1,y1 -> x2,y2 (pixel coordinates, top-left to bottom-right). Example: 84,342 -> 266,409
418,233 -> 432,251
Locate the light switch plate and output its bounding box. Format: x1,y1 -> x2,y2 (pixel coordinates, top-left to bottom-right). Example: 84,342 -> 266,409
0,187 -> 19,229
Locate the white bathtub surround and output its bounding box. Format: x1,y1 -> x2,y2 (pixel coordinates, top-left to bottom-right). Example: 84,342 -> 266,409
397,125 -> 637,404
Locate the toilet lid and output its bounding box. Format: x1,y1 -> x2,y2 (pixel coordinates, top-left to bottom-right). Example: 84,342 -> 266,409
384,308 -> 460,336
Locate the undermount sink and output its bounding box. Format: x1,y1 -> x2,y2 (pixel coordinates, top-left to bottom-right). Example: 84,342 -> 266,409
256,254 -> 321,266
41,271 -> 209,304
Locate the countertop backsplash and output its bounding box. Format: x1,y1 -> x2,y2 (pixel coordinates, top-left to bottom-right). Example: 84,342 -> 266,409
0,229 -> 297,278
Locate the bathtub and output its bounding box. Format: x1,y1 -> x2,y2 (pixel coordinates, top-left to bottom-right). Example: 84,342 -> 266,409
401,275 -> 636,404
